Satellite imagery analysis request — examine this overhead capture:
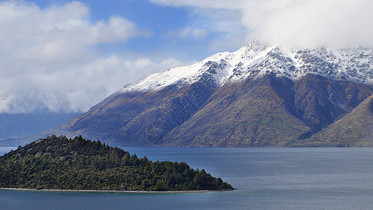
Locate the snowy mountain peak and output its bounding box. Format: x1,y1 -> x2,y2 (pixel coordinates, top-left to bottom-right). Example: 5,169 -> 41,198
121,42 -> 373,93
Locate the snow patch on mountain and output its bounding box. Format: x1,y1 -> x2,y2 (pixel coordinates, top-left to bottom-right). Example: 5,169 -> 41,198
121,41 -> 373,93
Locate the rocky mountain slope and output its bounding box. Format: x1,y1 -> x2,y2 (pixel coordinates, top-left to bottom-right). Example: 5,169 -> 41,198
291,95 -> 373,146
8,41 -> 373,147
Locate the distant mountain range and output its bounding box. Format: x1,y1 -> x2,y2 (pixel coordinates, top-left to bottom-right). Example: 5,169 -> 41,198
3,41 -> 372,147
0,112 -> 80,145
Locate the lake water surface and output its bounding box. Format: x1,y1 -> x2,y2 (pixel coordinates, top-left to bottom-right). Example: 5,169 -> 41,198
1,147 -> 373,210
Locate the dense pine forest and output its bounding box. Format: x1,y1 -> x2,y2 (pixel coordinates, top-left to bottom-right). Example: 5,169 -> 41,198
0,136 -> 233,191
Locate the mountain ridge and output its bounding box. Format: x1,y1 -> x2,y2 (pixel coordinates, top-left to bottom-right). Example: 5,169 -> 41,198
121,41 -> 373,94
3,41 -> 373,147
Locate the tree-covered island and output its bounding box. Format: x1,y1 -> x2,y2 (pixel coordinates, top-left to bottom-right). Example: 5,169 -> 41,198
0,136 -> 233,191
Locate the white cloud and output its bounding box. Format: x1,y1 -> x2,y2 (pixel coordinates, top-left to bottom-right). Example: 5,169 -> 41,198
151,0 -> 373,48
151,0 -> 246,52
0,0 -> 172,113
0,1 -> 143,62
92,16 -> 141,43
0,53 -> 184,113
242,0 -> 373,48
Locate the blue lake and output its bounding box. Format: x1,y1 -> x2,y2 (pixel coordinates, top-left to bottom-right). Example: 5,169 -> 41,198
1,147 -> 373,210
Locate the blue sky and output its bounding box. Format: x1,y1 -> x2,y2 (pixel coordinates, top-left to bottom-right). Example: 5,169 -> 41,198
26,0 -> 243,60
0,0 -> 371,114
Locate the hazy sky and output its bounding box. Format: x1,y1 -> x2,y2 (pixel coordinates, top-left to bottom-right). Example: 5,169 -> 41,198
0,0 -> 372,113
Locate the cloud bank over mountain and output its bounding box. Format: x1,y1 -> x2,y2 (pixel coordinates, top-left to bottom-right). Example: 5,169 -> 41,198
152,0 -> 373,48
0,1 -> 182,113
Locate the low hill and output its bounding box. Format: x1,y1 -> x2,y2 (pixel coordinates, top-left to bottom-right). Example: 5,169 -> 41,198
0,136 -> 233,191
292,95 -> 373,146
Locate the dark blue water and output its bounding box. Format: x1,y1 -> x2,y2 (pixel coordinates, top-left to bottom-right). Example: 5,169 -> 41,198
1,147 -> 373,210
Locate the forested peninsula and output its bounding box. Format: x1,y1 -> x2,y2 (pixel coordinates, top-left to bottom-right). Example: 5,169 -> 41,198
0,136 -> 233,191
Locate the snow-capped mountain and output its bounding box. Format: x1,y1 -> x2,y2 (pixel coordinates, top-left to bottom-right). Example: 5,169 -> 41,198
7,41 -> 373,147
122,40 -> 373,93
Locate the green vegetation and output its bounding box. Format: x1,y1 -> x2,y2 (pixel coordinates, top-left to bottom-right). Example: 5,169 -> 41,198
0,136 -> 233,191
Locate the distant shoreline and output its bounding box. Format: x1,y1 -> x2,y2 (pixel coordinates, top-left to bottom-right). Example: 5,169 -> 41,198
0,188 -> 224,194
